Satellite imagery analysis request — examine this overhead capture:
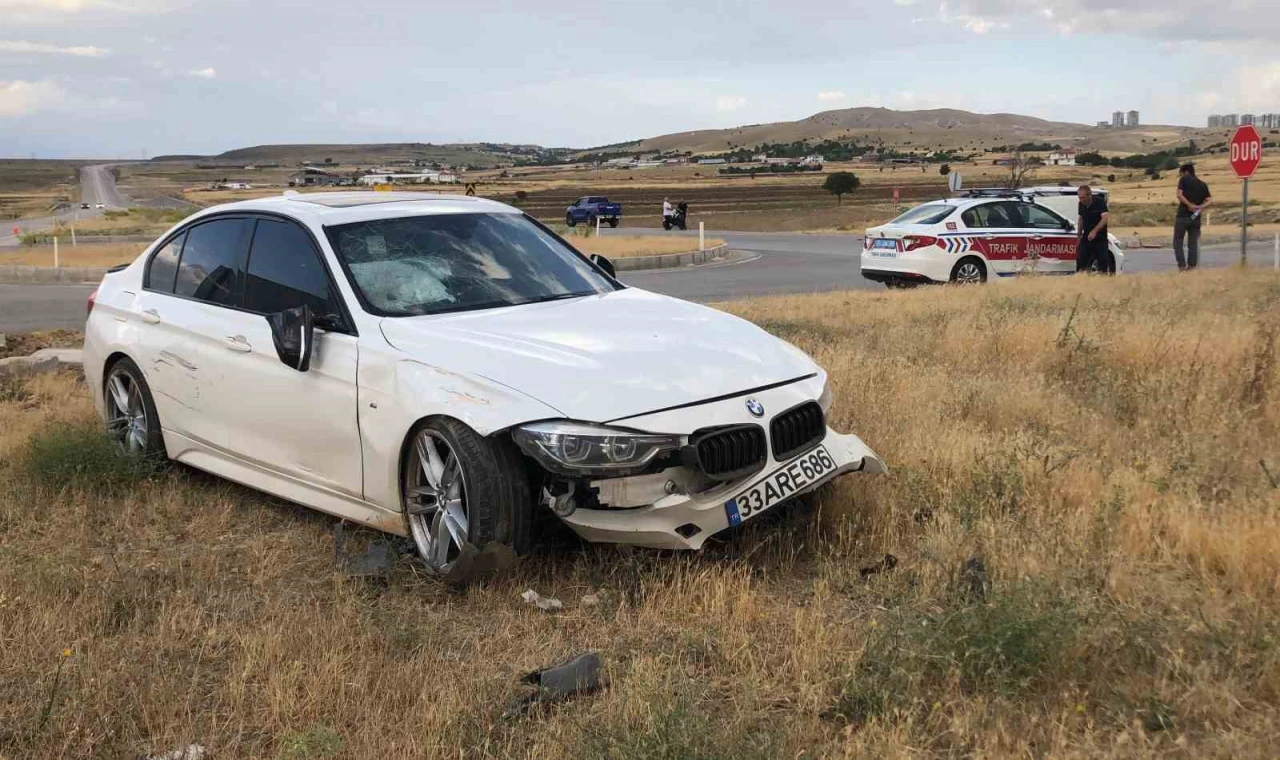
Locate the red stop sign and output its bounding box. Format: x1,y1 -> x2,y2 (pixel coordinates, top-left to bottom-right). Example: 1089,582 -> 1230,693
1230,125 -> 1263,179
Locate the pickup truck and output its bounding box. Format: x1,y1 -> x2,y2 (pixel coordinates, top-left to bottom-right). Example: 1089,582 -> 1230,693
565,196 -> 622,228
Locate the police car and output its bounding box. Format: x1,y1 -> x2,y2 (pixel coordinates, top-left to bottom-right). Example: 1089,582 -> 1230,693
860,188 -> 1124,287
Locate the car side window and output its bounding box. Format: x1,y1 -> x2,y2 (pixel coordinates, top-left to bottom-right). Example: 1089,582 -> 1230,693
242,218 -> 338,318
1021,203 -> 1070,230
174,217 -> 253,307
963,202 -> 1021,229
145,232 -> 185,293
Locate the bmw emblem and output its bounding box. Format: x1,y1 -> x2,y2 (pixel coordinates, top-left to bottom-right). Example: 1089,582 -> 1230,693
745,398 -> 765,418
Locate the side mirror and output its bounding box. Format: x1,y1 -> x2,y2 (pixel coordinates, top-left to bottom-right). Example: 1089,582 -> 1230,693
1062,220 -> 1074,231
590,254 -> 616,278
265,304 -> 314,372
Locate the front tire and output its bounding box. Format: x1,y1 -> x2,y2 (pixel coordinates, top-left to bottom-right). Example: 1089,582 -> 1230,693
565,214 -> 577,227
950,257 -> 987,285
103,357 -> 166,459
402,418 -> 531,577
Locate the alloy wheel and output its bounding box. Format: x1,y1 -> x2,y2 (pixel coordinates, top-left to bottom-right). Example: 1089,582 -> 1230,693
955,262 -> 983,284
404,430 -> 471,572
105,367 -> 148,454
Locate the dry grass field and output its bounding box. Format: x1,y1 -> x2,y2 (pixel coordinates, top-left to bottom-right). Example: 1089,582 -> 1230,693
2,268 -> 1278,758
0,242 -> 144,268
0,160 -> 90,220
569,235 -> 724,259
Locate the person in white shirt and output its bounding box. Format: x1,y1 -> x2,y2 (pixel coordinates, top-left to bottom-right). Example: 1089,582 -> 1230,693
661,197 -> 673,221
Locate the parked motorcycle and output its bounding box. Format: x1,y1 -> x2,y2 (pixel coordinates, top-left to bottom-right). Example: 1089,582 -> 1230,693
662,202 -> 688,231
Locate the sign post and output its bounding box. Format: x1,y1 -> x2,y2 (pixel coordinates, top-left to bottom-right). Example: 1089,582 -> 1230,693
1229,125 -> 1263,264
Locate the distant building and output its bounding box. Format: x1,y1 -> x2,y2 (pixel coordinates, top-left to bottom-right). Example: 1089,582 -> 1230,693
288,167 -> 341,187
1112,111 -> 1124,127
1126,110 -> 1139,127
801,155 -> 825,166
358,172 -> 452,185
1223,114 -> 1239,127
1048,150 -> 1077,166
752,153 -> 768,162
1241,113 -> 1256,126
1261,114 -> 1280,129
1207,115 -> 1222,128
1096,121 -> 1111,128
697,158 -> 727,165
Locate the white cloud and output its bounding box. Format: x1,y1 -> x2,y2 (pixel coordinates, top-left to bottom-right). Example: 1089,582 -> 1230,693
715,95 -> 746,111
0,79 -> 66,116
0,0 -> 161,11
187,67 -> 216,79
0,39 -> 108,56
817,91 -> 846,101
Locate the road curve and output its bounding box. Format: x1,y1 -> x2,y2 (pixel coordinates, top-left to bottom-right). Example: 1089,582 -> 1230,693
1,233 -> 1271,335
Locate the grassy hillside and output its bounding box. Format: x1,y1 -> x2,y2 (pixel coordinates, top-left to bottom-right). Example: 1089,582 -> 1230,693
2,268 -> 1278,758
634,107 -> 1212,156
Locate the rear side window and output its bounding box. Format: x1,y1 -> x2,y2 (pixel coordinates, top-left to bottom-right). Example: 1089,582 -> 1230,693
243,218 -> 336,316
962,201 -> 1023,229
146,232 -> 185,293
889,204 -> 954,225
174,218 -> 252,306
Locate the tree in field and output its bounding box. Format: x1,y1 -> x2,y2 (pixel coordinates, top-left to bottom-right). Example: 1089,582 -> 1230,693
940,163 -> 951,176
1003,148 -> 1040,187
823,171 -> 860,205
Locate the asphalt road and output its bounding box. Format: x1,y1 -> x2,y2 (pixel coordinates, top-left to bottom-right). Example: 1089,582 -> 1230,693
2,235 -> 1272,335
0,164 -> 125,247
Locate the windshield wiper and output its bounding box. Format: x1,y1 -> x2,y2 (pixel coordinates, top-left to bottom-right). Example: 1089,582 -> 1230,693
516,291 -> 596,306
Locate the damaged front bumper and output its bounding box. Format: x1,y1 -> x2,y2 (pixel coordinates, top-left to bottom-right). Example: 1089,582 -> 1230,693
558,427 -> 885,550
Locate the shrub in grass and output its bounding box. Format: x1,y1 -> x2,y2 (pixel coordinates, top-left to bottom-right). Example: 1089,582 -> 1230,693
574,693 -> 782,760
24,420 -> 156,492
832,581 -> 1081,723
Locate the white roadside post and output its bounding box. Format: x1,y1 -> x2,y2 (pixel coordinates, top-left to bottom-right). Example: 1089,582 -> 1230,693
1274,232 -> 1279,271
595,216 -> 601,237
53,236 -> 59,268
699,221 -> 705,252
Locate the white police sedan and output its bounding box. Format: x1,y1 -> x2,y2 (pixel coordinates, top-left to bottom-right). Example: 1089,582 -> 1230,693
860,189 -> 1124,287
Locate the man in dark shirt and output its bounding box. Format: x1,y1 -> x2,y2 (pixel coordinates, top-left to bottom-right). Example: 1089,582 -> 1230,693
1174,163 -> 1212,270
1077,186 -> 1113,274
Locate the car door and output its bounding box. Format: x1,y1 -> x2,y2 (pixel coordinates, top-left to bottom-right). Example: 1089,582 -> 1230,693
961,201 -> 1028,277
1019,202 -> 1078,274
131,217 -> 254,450
206,215 -> 363,498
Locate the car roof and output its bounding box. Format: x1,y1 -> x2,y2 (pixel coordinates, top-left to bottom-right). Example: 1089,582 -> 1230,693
192,191 -> 521,227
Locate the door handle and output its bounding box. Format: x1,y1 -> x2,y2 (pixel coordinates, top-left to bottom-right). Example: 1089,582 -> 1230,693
139,309 -> 161,324
222,335 -> 252,353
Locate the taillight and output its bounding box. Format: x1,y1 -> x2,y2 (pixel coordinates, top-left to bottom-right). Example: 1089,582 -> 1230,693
87,288 -> 98,318
903,235 -> 938,252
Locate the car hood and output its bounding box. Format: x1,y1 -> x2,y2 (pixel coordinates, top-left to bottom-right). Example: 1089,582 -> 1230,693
378,288 -> 818,425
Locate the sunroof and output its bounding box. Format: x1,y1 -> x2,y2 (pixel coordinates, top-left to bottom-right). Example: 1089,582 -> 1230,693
295,192 -> 474,208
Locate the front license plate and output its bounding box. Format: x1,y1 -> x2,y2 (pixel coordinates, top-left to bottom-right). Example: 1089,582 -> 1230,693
725,445 -> 835,526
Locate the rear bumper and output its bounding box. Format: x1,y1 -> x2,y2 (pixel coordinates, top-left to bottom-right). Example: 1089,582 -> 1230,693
558,427 -> 885,550
860,249 -> 952,284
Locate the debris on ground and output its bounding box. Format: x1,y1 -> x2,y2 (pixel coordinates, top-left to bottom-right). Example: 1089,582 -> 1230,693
521,589 -> 563,612
913,506 -> 934,524
580,593 -> 602,608
443,541 -> 517,586
859,553 -> 898,579
961,557 -> 990,601
504,652 -> 605,718
146,744 -> 207,760
332,521 -> 394,577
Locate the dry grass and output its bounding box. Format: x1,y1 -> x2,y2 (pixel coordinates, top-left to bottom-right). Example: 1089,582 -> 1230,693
2,269 -> 1280,758
0,242 -> 143,268
570,235 -> 725,259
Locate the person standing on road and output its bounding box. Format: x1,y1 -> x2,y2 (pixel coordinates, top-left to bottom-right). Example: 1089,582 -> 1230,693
1174,163 -> 1212,270
662,197 -> 673,224
1077,185 -> 1113,274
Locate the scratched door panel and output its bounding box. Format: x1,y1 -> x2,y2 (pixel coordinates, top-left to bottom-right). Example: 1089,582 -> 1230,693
131,290 -> 226,448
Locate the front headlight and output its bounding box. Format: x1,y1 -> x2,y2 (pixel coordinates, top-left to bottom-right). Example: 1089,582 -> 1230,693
512,421 -> 684,477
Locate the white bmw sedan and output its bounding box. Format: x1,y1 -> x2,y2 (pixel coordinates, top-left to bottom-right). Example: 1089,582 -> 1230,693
85,192 -> 884,578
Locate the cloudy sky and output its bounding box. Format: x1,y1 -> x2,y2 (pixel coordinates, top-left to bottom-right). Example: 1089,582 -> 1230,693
2,0 -> 1278,158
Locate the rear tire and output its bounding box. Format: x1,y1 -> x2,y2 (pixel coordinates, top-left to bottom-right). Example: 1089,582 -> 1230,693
949,257 -> 987,285
565,214 -> 577,227
103,357 -> 166,460
606,219 -> 618,228
402,417 -> 531,578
